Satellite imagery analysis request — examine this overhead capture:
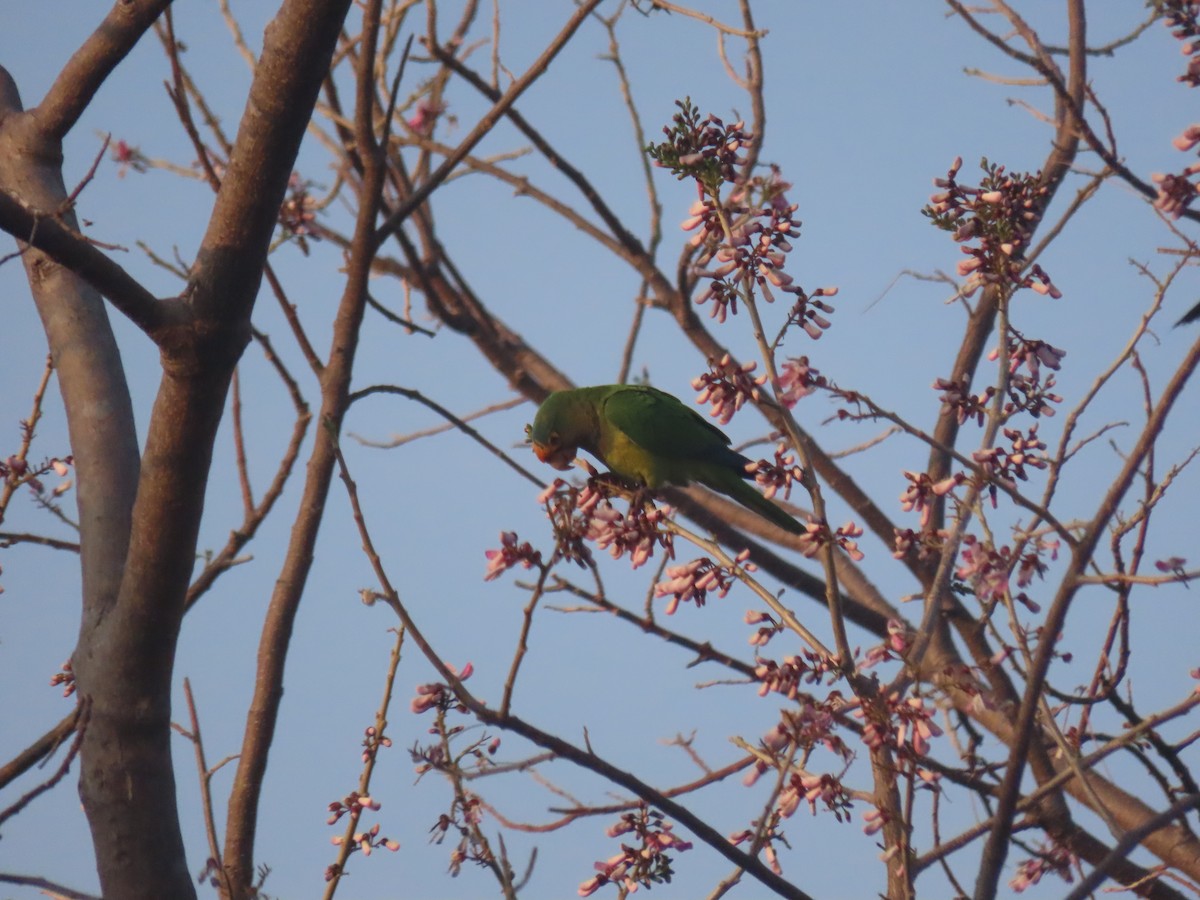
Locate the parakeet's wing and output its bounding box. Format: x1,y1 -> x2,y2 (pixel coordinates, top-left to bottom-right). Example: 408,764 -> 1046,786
600,385 -> 737,462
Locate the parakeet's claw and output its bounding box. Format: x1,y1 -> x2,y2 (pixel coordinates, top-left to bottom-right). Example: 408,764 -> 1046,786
589,470 -> 639,492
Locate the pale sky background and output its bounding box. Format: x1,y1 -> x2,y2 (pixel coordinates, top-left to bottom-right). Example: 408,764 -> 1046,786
2,3 -> 1198,899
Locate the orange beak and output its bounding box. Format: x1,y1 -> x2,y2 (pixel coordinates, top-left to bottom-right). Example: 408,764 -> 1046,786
532,442 -> 575,471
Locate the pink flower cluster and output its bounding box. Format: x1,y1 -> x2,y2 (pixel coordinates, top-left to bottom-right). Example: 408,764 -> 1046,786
782,285 -> 838,341
483,531 -> 543,581
654,550 -> 755,614
858,692 -> 943,758
777,770 -> 853,822
410,662 -> 473,715
648,99 -> 751,186
585,500 -> 674,570
49,660 -> 75,697
749,445 -> 804,502
648,100 -> 837,336
925,157 -> 1059,299
899,470 -> 965,530
956,534 -> 1056,612
1009,840 -> 1078,892
778,356 -> 827,407
2,454 -> 73,498
279,172 -> 319,242
934,376 -> 995,427
972,425 -> 1049,489
692,353 -> 765,425
862,619 -> 912,669
754,652 -> 839,699
578,807 -> 692,897
1165,1 -> 1200,85
326,791 -> 381,826
328,822 -> 400,859
360,723 -> 393,764
892,526 -> 949,562
990,335 -> 1064,419
1155,4 -> 1200,216
535,477 -> 675,571
684,174 -> 833,333
757,703 -> 850,764
784,517 -> 867,563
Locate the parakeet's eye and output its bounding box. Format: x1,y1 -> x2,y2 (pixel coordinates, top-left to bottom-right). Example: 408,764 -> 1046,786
547,433 -> 560,448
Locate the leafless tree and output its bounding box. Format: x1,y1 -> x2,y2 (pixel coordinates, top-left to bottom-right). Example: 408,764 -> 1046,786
2,2 -> 1199,899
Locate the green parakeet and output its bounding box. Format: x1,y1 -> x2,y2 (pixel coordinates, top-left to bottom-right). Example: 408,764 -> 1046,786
528,384 -> 803,535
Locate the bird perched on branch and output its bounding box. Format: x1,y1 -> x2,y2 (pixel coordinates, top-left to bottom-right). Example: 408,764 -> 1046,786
527,384 -> 803,535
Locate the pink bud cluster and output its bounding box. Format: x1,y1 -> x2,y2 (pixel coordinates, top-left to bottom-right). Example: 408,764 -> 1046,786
649,100 -> 838,337
361,723 -> 393,764
538,478 -> 598,569
406,98 -> 446,135
755,703 -> 850,764
899,471 -> 965,530
1,454 -> 73,498
280,172 -> 319,241
326,791 -> 381,826
1002,370 -> 1062,420
776,770 -> 854,822
956,534 -> 1055,612
956,536 -> 1015,607
745,608 -> 782,647
530,478 -> 677,573
933,376 -> 995,426
778,356 -> 827,407
754,651 -> 839,699
654,550 -> 755,614
750,446 -> 804,502
990,335 -> 1065,419
972,425 -> 1049,490
49,660 -> 75,697
585,501 -> 674,570
1008,840 -> 1078,892
925,157 -> 1059,299
578,807 -> 692,897
692,354 -> 765,425
410,662 -> 473,715
648,98 -> 751,185
858,692 -> 944,758
1165,1 -> 1200,85
782,285 -> 838,340
787,518 -> 867,563
1153,5 -> 1200,215
862,619 -> 912,669
483,531 -> 543,581
892,526 -> 949,561
684,176 -> 835,335
1153,169 -> 1199,218
1007,338 -> 1066,379
328,822 -> 400,859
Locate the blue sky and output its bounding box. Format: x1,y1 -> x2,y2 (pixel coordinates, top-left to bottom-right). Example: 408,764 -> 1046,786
2,3 -> 1198,898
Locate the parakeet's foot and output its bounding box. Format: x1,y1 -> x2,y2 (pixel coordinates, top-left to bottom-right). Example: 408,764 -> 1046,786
588,469 -> 640,493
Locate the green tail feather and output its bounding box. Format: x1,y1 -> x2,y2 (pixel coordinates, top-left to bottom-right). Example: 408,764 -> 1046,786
699,466 -> 804,535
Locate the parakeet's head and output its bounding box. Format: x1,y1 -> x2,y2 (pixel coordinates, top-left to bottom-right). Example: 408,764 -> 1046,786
527,391 -> 580,471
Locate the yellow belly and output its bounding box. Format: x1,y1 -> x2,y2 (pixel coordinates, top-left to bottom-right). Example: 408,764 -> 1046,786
595,425 -> 668,487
